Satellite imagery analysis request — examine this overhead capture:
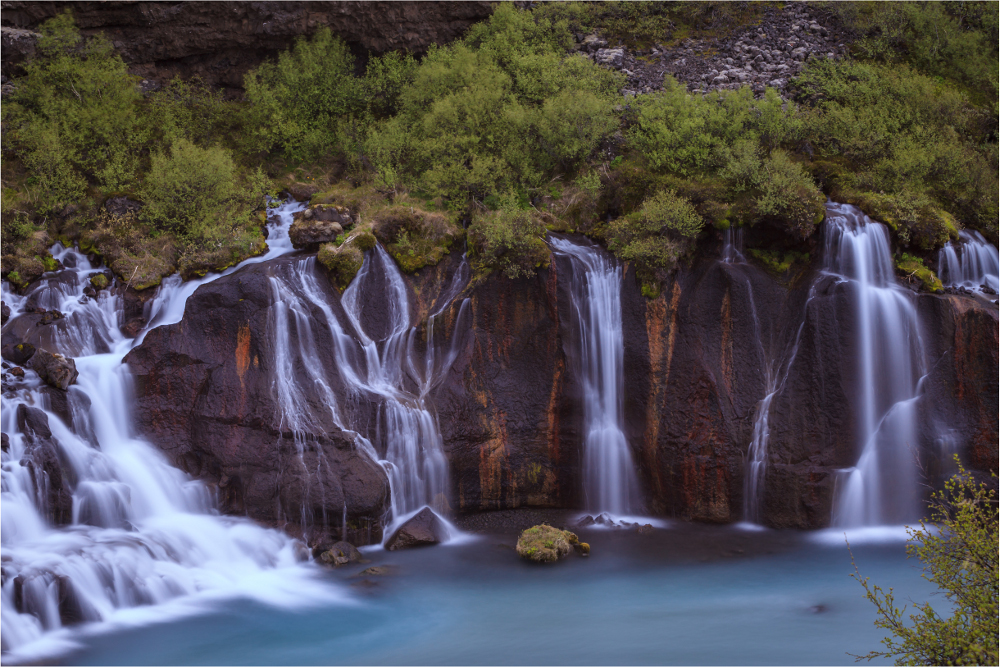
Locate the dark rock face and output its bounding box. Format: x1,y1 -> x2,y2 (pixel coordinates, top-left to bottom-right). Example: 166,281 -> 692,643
385,507 -> 447,550
16,404 -> 73,525
124,257 -> 389,543
432,238 -> 998,528
1,1 -> 493,90
124,233 -> 998,534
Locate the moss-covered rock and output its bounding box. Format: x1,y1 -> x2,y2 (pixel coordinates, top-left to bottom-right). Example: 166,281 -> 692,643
89,273 -> 110,290
748,248 -> 810,277
516,524 -> 577,563
318,239 -> 365,291
373,205 -> 463,274
895,253 -> 944,293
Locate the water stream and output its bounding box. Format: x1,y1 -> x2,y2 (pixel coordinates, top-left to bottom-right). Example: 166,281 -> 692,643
550,237 -> 639,519
0,200 -> 352,659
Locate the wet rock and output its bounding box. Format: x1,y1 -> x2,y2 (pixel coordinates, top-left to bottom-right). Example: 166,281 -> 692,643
37,310 -> 64,326
516,524 -> 575,563
385,507 -> 448,550
319,541 -> 364,566
30,349 -> 78,390
1,432 -> 8,452
1,300 -> 9,324
356,565 -> 397,577
16,404 -> 73,524
9,366 -> 24,378
288,218 -> 345,250
1,341 -> 36,365
125,256 -> 389,544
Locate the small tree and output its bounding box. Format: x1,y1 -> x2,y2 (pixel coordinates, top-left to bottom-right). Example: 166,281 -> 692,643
850,459 -> 999,665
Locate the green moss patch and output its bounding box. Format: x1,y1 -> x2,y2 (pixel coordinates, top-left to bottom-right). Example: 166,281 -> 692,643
895,253 -> 943,293
515,524 -> 578,563
373,205 -> 463,274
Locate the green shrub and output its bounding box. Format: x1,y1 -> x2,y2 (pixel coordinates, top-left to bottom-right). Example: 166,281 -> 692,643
850,458 -> 998,665
752,151 -> 826,239
243,28 -> 361,161
604,188 -> 701,275
2,11 -> 146,210
140,139 -> 266,240
468,194 -> 550,279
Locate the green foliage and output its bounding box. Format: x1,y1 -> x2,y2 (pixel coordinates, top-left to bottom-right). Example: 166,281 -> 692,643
747,248 -> 809,276
604,188 -> 702,277
895,253 -> 944,293
850,459 -> 998,665
243,28 -> 360,161
372,205 -> 463,273
468,193 -> 550,279
830,1 -> 999,109
366,3 -> 622,204
793,58 -> 998,242
141,139 -> 267,239
145,77 -> 239,149
2,11 -> 145,211
629,79 -> 803,177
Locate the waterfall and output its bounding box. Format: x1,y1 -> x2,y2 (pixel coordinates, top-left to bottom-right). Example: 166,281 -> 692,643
0,200 -> 349,658
550,237 -> 639,517
721,226 -> 746,264
938,230 -> 999,293
825,203 -> 926,527
266,246 -> 470,542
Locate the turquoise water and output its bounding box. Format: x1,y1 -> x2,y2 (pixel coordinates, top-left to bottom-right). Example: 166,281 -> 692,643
46,525 -> 933,665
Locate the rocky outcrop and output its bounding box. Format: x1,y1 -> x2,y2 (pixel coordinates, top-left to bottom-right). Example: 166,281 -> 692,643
515,524 -> 576,563
1,1 -> 494,90
580,3 -> 850,98
124,256 -> 390,545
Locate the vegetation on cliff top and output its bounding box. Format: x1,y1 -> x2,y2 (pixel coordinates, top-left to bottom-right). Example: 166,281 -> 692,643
2,2 -> 997,293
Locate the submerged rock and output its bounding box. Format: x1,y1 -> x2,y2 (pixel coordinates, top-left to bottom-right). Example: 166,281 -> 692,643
319,541 -> 364,566
385,507 -> 448,550
516,524 -> 576,563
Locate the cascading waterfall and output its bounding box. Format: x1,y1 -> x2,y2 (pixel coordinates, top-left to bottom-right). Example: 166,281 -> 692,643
550,237 -> 639,517
938,230 -> 999,293
266,246 -> 470,541
826,203 -> 925,527
0,200 -> 347,659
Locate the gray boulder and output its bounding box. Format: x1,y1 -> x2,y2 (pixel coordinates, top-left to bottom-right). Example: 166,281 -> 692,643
385,507 -> 447,550
30,349 -> 78,390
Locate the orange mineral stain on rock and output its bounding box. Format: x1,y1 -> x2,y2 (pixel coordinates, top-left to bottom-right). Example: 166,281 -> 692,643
236,323 -> 251,390
643,293 -> 669,494
478,408 -> 510,509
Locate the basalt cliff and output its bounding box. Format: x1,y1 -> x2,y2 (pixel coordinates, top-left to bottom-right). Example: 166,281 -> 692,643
122,219 -> 998,542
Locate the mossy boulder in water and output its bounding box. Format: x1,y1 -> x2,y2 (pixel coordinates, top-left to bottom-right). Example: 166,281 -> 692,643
516,524 -> 577,563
